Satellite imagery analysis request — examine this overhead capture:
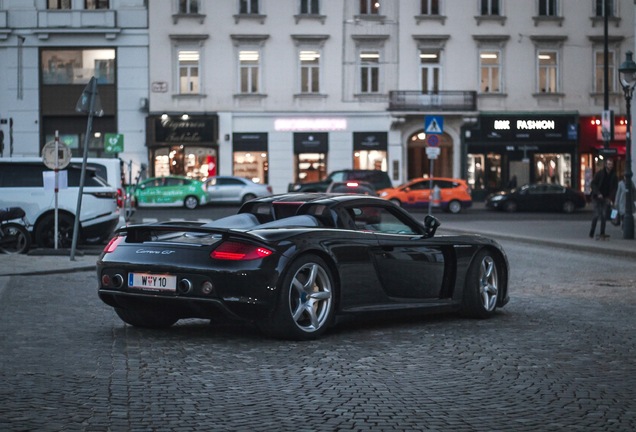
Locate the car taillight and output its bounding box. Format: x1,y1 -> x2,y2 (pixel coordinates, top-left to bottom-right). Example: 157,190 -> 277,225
104,236 -> 124,253
211,241 -> 273,261
90,191 -> 118,199
117,188 -> 123,208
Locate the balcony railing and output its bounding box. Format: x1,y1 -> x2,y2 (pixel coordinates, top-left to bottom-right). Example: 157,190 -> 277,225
388,91 -> 477,112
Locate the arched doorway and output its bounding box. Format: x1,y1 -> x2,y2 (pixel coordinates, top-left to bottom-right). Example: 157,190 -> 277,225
407,131 -> 453,180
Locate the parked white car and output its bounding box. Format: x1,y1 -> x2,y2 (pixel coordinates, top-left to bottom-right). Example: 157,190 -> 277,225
0,157 -> 120,248
204,176 -> 273,204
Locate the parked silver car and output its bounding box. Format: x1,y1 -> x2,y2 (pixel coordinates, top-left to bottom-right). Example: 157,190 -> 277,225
205,176 -> 273,204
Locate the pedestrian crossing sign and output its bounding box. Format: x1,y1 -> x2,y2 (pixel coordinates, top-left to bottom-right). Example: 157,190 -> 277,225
425,116 -> 444,134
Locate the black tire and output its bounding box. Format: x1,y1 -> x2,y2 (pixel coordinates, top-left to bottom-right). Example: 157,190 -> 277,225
562,200 -> 575,214
184,195 -> 199,209
447,200 -> 462,214
241,193 -> 256,204
503,200 -> 517,212
260,254 -> 336,340
0,223 -> 31,254
460,249 -> 501,319
35,213 -> 74,248
115,307 -> 178,329
390,198 -> 402,207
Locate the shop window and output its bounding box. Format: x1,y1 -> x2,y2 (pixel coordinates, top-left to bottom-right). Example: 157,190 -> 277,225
354,150 -> 387,171
41,49 -> 115,85
486,153 -> 501,190
153,146 -> 216,180
296,153 -> 326,183
467,154 -> 485,190
535,153 -> 571,187
234,152 -> 268,184
420,0 -> 440,15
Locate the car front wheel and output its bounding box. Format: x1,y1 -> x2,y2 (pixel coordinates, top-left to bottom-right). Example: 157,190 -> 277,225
184,196 -> 199,209
260,254 -> 335,340
460,249 -> 500,319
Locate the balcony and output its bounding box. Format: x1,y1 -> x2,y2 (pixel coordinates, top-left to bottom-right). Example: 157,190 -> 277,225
388,91 -> 477,112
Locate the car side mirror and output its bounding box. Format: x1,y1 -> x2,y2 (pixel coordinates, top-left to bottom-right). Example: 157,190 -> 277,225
423,214 -> 441,238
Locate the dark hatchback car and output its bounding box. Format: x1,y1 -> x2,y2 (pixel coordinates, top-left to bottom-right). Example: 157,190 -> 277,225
485,183 -> 587,213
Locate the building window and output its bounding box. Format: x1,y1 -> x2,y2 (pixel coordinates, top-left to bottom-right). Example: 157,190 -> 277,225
239,0 -> 259,14
178,50 -> 200,94
360,0 -> 380,15
240,50 -> 260,93
178,0 -> 199,14
41,49 -> 115,85
420,0 -> 440,15
300,0 -> 319,14
594,49 -> 615,93
537,51 -> 558,93
480,0 -> 500,15
300,50 -> 320,93
359,51 -> 380,93
48,0 -> 71,9
420,50 -> 441,92
538,0 -> 558,16
85,0 -> 109,8
595,0 -> 616,17
480,50 -> 501,93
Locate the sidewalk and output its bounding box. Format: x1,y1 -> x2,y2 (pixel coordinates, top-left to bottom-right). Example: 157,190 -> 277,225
1,215 -> 635,277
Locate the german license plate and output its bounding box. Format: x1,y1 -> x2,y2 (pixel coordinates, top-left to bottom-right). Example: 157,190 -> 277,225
128,272 -> 177,292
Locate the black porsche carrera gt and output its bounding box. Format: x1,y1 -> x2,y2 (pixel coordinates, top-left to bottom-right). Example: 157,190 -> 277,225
97,193 -> 509,340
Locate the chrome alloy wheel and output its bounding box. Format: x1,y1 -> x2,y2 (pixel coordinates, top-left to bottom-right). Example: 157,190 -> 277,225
288,262 -> 333,333
479,255 -> 498,312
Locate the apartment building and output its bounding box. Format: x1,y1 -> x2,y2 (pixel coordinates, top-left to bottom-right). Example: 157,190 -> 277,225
1,1 -> 634,197
0,0 -> 148,180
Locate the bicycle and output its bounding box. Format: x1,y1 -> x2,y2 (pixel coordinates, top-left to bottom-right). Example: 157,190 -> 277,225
0,207 -> 32,254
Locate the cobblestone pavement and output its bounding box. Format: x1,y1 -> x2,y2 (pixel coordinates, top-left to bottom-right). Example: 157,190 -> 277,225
1,240 -> 635,431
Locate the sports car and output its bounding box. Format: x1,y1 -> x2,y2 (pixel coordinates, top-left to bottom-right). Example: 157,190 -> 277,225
97,194 -> 509,340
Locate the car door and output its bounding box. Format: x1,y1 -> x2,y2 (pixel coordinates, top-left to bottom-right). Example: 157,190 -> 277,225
404,180 -> 430,207
160,177 -> 187,205
348,204 -> 446,300
136,178 -> 164,205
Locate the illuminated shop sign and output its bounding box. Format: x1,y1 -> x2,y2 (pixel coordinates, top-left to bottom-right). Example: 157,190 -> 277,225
152,115 -> 218,144
275,118 -> 347,131
467,115 -> 577,142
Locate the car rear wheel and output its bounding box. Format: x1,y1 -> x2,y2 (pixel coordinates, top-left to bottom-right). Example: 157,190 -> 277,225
35,213 -> 74,248
447,200 -> 462,214
562,200 -> 575,213
115,307 -> 178,329
390,198 -> 402,207
260,254 -> 335,340
460,249 -> 500,319
184,195 -> 199,209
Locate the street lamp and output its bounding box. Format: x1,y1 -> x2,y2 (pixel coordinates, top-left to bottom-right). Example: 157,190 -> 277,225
618,51 -> 636,239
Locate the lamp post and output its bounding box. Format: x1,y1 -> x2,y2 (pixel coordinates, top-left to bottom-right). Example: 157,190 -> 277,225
618,51 -> 636,239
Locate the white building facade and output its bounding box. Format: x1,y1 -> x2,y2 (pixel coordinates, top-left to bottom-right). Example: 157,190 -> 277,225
1,1 -> 635,197
0,0 -> 148,180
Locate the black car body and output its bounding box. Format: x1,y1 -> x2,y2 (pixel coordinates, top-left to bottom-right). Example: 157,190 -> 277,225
288,170 -> 392,193
485,183 -> 587,213
97,194 -> 509,340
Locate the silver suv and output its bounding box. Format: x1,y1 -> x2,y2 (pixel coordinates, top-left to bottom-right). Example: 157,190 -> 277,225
0,157 -> 120,248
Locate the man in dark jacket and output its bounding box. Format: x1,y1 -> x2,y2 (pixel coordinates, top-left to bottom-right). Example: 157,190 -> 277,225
589,158 -> 618,239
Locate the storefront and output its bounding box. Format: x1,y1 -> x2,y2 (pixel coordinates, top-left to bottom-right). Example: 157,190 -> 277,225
353,132 -> 388,171
464,113 -> 578,200
232,132 -> 269,184
578,115 -> 627,196
293,132 -> 328,183
145,114 -> 218,180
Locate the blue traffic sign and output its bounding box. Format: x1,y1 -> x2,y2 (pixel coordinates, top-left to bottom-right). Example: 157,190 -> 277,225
425,116 -> 444,134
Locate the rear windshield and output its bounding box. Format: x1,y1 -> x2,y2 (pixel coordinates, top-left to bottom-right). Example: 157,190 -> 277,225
0,162 -> 106,187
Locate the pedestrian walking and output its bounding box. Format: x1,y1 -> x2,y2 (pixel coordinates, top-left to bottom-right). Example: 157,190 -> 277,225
589,158 -> 618,240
